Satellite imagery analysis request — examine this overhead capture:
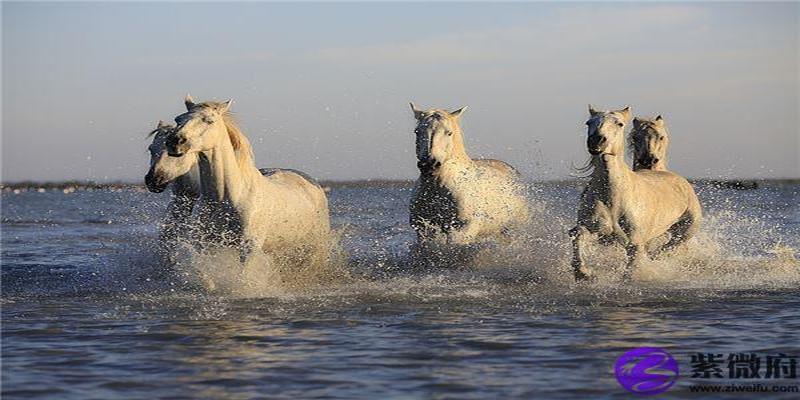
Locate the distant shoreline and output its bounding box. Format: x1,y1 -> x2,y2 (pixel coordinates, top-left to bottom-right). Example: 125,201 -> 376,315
1,178 -> 798,192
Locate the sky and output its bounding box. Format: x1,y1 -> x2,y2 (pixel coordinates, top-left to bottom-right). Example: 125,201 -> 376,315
2,2 -> 798,182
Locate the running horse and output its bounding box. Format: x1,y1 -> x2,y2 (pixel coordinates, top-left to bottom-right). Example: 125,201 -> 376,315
147,96 -> 332,265
409,103 -> 530,250
570,106 -> 701,282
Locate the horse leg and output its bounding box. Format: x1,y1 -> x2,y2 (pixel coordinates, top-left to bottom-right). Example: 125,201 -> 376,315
623,243 -> 644,282
656,210 -> 699,257
570,226 -> 594,281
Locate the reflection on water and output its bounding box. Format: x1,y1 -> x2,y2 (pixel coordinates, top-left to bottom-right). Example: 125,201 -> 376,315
2,183 -> 799,399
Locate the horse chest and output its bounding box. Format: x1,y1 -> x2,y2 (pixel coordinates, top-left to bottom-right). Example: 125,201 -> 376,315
410,178 -> 465,233
196,199 -> 244,243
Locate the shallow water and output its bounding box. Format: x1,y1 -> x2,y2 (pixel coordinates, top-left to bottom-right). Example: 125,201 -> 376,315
2,182 -> 799,399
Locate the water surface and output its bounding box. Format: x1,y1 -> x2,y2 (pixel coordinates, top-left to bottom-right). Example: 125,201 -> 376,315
2,182 -> 799,399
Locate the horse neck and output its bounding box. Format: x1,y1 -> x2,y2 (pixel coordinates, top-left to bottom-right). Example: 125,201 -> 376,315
172,164 -> 201,198
449,129 -> 470,162
198,133 -> 260,206
653,159 -> 668,171
428,131 -> 473,183
590,152 -> 632,194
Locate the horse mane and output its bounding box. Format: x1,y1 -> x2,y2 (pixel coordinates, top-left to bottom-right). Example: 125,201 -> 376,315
146,123 -> 175,138
196,102 -> 256,172
222,112 -> 255,171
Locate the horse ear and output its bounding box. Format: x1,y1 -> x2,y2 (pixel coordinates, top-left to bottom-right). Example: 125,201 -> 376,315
410,102 -> 424,120
588,104 -> 600,116
450,106 -> 467,118
218,99 -> 233,113
632,117 -> 642,129
184,94 -> 196,110
618,106 -> 631,121
157,120 -> 166,129
655,115 -> 664,124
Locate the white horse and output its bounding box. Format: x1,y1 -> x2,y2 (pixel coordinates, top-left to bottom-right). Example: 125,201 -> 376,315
570,105 -> 701,282
409,103 -> 530,248
630,115 -> 669,171
152,96 -> 331,265
144,120 -> 201,259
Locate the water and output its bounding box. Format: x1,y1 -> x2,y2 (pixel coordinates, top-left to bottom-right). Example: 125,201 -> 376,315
2,182 -> 799,399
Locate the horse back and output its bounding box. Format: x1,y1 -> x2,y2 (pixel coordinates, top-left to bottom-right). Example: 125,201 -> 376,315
258,167 -> 328,209
474,159 -> 520,177
259,168 -> 322,188
635,170 -> 696,199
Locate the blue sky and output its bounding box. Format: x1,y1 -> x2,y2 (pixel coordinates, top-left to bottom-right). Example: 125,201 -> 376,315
2,2 -> 797,182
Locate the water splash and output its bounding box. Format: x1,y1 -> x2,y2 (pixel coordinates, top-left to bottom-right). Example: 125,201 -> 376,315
5,183 -> 796,303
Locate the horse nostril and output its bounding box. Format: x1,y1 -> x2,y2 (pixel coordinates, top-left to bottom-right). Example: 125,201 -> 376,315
178,137 -> 187,145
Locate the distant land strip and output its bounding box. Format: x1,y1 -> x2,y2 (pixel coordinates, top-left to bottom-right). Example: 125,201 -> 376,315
1,178 -> 798,193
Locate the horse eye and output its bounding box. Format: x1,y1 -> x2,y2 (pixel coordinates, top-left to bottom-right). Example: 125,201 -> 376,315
616,122 -> 624,127
446,131 -> 453,136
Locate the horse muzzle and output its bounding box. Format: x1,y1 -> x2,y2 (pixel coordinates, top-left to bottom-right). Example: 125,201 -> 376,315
144,171 -> 168,193
639,156 -> 658,169
417,159 -> 441,173
587,135 -> 606,155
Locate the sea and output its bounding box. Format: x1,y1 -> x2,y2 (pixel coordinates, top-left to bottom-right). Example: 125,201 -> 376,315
2,180 -> 799,399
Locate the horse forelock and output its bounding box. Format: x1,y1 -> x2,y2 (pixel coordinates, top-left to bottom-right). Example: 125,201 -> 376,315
416,109 -> 448,127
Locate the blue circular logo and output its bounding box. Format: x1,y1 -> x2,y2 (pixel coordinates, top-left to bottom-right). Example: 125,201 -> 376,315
615,347 -> 679,395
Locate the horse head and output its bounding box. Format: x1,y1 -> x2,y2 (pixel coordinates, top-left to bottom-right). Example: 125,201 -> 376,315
585,105 -> 631,157
410,103 -> 468,173
631,115 -> 669,170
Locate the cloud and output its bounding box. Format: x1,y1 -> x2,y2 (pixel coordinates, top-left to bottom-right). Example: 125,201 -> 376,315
306,5 -> 709,68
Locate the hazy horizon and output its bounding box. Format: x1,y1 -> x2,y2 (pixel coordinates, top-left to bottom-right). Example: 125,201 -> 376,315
3,2 -> 798,183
